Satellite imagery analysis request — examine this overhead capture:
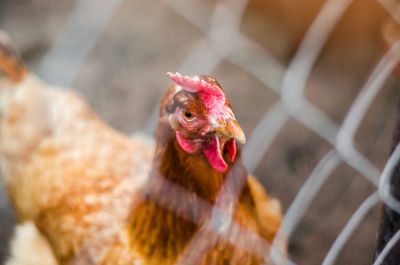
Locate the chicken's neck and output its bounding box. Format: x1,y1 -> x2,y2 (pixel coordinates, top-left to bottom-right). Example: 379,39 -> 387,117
129,120 -> 248,264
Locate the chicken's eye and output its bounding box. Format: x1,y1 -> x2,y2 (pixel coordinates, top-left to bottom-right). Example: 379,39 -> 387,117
183,111 -> 194,120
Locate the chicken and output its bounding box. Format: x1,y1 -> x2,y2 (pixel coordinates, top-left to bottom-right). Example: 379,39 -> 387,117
0,31 -> 283,265
373,17 -> 400,264
373,123 -> 400,264
373,83 -> 400,264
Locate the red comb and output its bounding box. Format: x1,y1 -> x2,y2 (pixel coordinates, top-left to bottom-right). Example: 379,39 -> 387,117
167,72 -> 225,110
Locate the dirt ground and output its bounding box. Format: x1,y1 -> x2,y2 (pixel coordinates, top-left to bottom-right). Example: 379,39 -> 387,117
0,0 -> 398,264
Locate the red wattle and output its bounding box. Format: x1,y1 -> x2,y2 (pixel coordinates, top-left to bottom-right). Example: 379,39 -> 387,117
203,135 -> 227,172
226,139 -> 236,162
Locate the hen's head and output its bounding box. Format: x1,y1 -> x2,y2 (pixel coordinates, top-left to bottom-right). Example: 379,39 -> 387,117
162,72 -> 245,173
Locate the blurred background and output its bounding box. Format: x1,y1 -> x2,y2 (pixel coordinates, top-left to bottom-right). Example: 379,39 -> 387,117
0,0 -> 399,264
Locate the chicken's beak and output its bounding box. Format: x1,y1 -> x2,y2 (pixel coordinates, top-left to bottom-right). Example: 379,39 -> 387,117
213,118 -> 246,144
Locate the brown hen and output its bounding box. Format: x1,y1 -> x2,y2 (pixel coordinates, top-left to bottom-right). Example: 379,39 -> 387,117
0,32 -> 283,265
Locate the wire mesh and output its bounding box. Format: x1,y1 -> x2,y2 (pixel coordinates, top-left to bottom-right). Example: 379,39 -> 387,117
5,0 -> 400,264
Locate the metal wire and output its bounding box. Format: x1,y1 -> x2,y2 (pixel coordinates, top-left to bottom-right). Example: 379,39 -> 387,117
322,192 -> 380,265
38,0 -> 124,87
378,0 -> 400,25
336,41 -> 400,186
280,0 -> 382,185
373,228 -> 400,265
270,149 -> 342,264
242,102 -> 289,172
380,142 -> 400,213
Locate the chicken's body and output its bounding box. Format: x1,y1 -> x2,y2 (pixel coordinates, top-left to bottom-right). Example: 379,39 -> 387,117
0,32 -> 283,265
373,94 -> 400,264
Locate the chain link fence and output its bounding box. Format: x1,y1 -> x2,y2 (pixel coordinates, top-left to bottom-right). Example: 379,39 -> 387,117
1,0 -> 400,264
